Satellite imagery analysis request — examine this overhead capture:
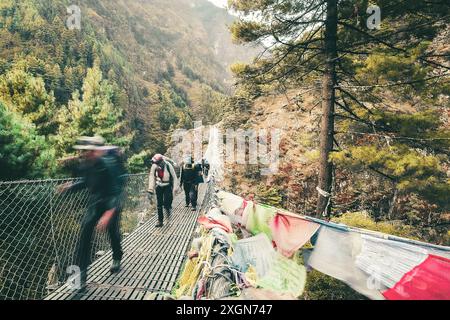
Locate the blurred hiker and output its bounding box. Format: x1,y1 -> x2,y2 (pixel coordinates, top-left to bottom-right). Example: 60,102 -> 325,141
103,145 -> 127,190
147,154 -> 179,228
180,156 -> 203,211
58,153 -> 92,178
58,136 -> 126,291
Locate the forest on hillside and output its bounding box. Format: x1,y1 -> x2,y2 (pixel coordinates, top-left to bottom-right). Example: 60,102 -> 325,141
0,0 -> 256,180
220,0 -> 449,246
206,0 -> 449,300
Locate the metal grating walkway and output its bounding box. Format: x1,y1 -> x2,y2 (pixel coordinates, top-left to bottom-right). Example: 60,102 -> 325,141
45,184 -> 207,300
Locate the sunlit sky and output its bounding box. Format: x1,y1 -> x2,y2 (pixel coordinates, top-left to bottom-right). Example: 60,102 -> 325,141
207,0 -> 228,8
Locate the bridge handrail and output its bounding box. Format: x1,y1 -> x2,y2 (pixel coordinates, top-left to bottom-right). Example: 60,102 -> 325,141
0,173 -> 151,300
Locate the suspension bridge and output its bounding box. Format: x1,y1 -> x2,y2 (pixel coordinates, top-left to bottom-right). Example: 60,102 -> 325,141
0,127 -> 222,301
2,125 -> 449,300
46,184 -> 209,301
0,174 -> 214,300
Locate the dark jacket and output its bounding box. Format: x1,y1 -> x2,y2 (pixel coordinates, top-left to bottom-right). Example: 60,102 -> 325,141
180,163 -> 203,185
67,154 -> 125,210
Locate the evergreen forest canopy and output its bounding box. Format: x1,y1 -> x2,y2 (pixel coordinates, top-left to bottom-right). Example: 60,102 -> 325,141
0,0 -> 255,179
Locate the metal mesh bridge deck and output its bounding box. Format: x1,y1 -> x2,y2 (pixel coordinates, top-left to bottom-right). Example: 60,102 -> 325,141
45,184 -> 207,300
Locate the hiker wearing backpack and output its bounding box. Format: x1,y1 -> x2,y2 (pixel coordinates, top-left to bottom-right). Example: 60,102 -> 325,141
147,154 -> 179,228
180,156 -> 203,211
58,137 -> 127,292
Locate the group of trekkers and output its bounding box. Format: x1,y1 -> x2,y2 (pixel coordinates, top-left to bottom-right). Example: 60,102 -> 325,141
59,136 -> 209,292
147,154 -> 206,228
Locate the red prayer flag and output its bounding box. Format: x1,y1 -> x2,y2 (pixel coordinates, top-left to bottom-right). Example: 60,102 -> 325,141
269,212 -> 320,258
383,254 -> 450,300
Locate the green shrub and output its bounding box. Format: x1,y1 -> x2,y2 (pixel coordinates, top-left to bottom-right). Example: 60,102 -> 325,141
127,150 -> 152,174
332,211 -> 418,239
256,184 -> 283,207
303,269 -> 367,300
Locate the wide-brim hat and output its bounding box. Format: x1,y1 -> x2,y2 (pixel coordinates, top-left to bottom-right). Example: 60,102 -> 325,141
73,136 -> 105,150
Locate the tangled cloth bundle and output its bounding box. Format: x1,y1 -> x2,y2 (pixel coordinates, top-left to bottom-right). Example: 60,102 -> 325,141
175,233 -> 214,298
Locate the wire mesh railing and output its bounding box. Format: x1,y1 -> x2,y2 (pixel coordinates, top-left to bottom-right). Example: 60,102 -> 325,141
200,176 -> 218,216
0,174 -> 152,300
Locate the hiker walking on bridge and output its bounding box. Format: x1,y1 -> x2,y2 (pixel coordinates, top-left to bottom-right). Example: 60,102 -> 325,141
58,136 -> 126,291
180,156 -> 203,211
147,154 -> 179,228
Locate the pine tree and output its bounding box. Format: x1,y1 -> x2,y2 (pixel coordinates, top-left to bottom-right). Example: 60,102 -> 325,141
229,0 -> 449,216
0,65 -> 58,135
0,102 -> 56,180
55,65 -> 132,156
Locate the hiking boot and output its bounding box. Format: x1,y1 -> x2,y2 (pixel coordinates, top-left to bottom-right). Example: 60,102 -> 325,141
156,221 -> 163,228
110,260 -> 121,274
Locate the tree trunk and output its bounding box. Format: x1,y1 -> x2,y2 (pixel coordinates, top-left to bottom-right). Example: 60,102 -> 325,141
316,0 -> 338,217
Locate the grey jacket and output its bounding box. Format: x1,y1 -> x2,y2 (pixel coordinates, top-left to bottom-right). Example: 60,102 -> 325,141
148,161 -> 178,193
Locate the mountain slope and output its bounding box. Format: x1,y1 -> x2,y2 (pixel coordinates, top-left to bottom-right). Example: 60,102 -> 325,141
0,0 -> 256,175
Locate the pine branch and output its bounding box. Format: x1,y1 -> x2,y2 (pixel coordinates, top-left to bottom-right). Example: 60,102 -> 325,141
338,14 -> 450,52
334,101 -> 374,127
368,166 -> 397,182
338,21 -> 450,71
336,87 -> 374,115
